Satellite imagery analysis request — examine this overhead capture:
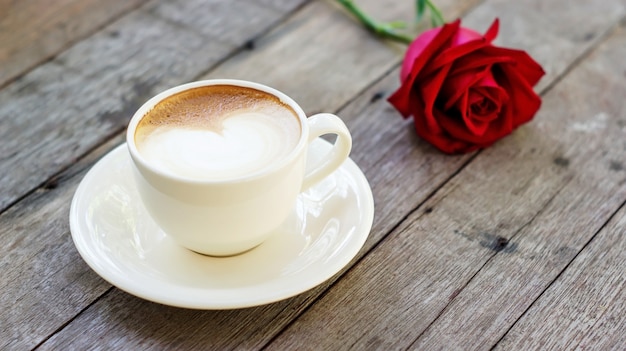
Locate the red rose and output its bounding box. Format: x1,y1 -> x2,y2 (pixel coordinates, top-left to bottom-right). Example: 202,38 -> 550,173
388,19 -> 545,154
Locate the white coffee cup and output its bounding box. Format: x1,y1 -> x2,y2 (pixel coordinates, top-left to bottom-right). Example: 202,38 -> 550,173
126,79 -> 352,256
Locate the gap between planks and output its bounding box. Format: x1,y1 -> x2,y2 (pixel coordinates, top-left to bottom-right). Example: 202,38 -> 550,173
262,12 -> 626,351
0,1 -> 148,91
15,0 -> 622,349
407,17 -> 626,348
261,151 -> 481,350
262,3 -> 626,349
0,0 -> 313,219
26,0 -> 482,350
489,196 -> 626,350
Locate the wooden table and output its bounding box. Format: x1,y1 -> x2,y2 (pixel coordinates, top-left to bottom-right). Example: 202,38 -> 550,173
2,0 -> 625,349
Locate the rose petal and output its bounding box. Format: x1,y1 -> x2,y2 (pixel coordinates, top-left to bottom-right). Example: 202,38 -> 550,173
464,90 -> 502,136
472,67 -> 499,88
482,46 -> 545,86
412,108 -> 475,153
468,85 -> 509,122
400,29 -> 440,82
463,90 -> 494,136
465,72 -> 508,120
451,19 -> 497,47
493,64 -> 542,126
437,98 -> 514,144
453,27 -> 482,45
441,55 -> 505,112
476,104 -> 515,143
441,66 -> 490,111
421,63 -> 453,123
440,66 -> 510,138
428,37 -> 492,71
468,90 -> 498,116
483,18 -> 500,42
449,53 -> 516,76
389,21 -> 461,117
399,20 -> 461,82
428,19 -> 500,71
419,105 -> 445,136
390,18 -> 544,155
463,116 -> 491,136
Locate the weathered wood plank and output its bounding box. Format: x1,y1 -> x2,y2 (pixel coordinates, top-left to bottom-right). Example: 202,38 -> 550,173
0,0 -> 147,88
264,3 -> 626,351
202,0 -> 401,114
0,135 -> 124,350
408,23 -> 626,350
201,0 -> 494,115
145,0 -> 286,45
463,0 -> 626,92
0,0 -> 305,213
494,204 -> 626,350
208,0 -> 488,263
35,0 -> 624,350
0,10 -> 224,211
0,2 -> 311,349
5,0 -> 621,350
32,0 -> 480,349
257,0 -> 310,12
37,288 -> 307,350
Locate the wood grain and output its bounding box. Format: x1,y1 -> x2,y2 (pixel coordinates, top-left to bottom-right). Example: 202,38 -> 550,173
34,0 -> 624,350
461,0 -> 626,92
0,0 -> 304,213
410,23 -> 626,350
2,0 -> 624,350
32,0 -> 480,349
0,1 -> 308,349
0,135 -> 124,350
265,2 -> 626,351
0,0 -> 147,88
0,10 -> 224,211
201,0 -> 486,114
202,0 -> 401,113
495,205 -> 626,350
145,0 -> 302,46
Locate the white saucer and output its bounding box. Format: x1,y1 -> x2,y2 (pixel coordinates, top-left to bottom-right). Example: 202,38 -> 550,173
69,140 -> 374,309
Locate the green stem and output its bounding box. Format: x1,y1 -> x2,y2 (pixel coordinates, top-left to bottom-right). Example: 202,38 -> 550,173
425,0 -> 445,26
336,0 -> 413,44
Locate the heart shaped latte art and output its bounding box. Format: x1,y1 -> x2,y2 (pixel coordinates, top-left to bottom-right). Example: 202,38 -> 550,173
138,112 -> 299,180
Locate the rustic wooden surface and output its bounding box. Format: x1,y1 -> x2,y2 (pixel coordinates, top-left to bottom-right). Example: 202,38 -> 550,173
1,0 -> 625,350
0,0 -> 149,88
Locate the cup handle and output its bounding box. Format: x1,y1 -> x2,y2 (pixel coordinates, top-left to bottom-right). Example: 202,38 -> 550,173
301,113 -> 352,190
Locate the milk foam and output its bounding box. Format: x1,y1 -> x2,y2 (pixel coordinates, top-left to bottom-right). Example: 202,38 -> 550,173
137,111 -> 300,180
134,85 -> 301,180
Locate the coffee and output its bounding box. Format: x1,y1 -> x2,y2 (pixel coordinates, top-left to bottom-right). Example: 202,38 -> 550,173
135,85 -> 301,180
127,79 -> 352,256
